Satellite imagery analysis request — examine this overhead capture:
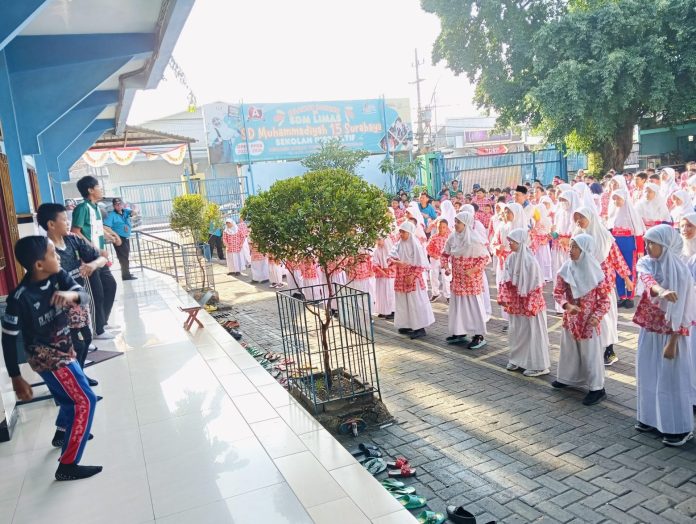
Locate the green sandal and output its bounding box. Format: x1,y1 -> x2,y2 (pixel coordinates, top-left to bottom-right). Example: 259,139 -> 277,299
380,479 -> 405,490
363,458 -> 387,476
395,494 -> 426,510
416,510 -> 446,524
389,486 -> 416,495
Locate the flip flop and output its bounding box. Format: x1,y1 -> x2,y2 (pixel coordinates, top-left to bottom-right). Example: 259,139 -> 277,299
363,458 -> 387,476
388,486 -> 417,495
395,494 -> 426,510
386,457 -> 409,469
416,510 -> 446,524
380,479 -> 405,490
388,465 -> 417,478
350,443 -> 381,458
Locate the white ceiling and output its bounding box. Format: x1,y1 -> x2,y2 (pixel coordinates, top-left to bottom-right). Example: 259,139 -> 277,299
21,0 -> 162,35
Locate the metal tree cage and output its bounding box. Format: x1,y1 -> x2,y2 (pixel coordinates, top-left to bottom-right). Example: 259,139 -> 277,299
276,283 -> 381,414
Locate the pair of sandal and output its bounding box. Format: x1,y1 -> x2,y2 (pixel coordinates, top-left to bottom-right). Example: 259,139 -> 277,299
447,506 -> 496,524
386,456 -> 417,478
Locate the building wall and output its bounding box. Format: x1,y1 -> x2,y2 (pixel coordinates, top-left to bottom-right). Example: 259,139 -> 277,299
640,122 -> 696,157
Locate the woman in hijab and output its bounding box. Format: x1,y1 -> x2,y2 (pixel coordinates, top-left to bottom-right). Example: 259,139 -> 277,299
498,228 -> 550,376
492,203 -> 529,323
389,221 -> 435,339
552,234 -> 612,406
660,167 -> 680,200
574,206 -> 634,366
608,189 -> 646,308
222,218 -> 247,276
373,236 -> 396,320
530,200 -> 553,282
441,211 -> 490,350
633,225 -> 696,447
248,238 -> 270,284
460,202 -> 493,318
636,182 -> 672,227
681,213 -> 696,270
670,190 -> 695,224
439,200 -> 456,232
572,181 -> 598,211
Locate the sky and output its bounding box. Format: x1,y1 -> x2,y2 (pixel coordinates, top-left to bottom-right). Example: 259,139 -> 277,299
128,0 -> 479,126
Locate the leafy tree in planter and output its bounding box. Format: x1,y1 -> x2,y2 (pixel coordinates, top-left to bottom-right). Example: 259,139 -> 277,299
242,169 -> 391,388
170,193 -> 222,289
422,0 -> 696,172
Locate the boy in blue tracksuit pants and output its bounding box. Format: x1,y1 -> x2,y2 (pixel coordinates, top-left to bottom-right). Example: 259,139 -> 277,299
1,236 -> 102,481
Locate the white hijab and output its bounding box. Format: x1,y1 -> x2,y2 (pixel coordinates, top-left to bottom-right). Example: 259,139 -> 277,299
392,221 -> 429,267
444,211 -> 489,258
557,233 -> 606,299
556,191 -> 580,236
687,174 -> 696,197
681,213 -> 696,258
572,182 -> 597,210
503,228 -> 544,296
608,189 -> 645,235
637,225 -> 696,331
373,236 -> 394,267
610,175 -> 629,193
439,200 -> 456,230
670,190 -> 694,223
574,206 -> 613,263
660,167 -> 679,198
406,202 -> 425,229
224,219 -> 238,234
504,203 -> 528,231
636,183 -> 671,223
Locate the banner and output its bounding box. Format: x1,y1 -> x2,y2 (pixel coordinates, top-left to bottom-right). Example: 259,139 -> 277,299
203,98 -> 412,164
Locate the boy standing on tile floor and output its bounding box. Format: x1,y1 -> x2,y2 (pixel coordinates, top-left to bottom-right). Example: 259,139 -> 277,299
2,236 -> 101,480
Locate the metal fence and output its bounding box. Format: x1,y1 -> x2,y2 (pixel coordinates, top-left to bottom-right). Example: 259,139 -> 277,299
429,148 -> 588,194
130,230 -> 215,291
276,283 -> 380,414
120,176 -> 249,227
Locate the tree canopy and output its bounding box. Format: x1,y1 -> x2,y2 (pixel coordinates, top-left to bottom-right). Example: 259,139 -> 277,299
241,168 -> 391,280
300,138 -> 370,174
170,193 -> 222,244
422,0 -> 696,172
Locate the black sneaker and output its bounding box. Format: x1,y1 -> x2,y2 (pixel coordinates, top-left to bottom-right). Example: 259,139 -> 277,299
446,335 -> 467,345
398,328 -> 413,334
623,299 -> 634,309
604,346 -> 618,366
617,299 -> 627,308
87,377 -> 99,387
634,422 -> 656,433
55,462 -> 103,481
409,328 -> 426,340
551,381 -> 568,389
384,313 -> 394,320
662,432 -> 693,447
467,335 -> 486,350
582,389 -> 607,406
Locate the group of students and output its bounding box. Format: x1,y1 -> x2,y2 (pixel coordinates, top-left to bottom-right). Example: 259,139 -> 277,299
1,176 -> 125,480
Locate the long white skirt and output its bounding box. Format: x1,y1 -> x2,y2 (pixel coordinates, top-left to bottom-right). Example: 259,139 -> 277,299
557,329 -> 604,391
395,288 -> 435,331
269,262 -> 284,285
508,313 -> 550,371
226,251 -> 245,273
535,244 -> 553,282
637,329 -> 694,434
350,277 -> 375,311
429,259 -> 451,299
287,270 -> 304,291
600,287 -> 619,347
551,247 -> 568,313
482,271 -> 492,319
250,259 -> 269,282
448,294 -> 488,336
241,238 -> 251,266
374,277 -> 395,316
303,276 -> 322,301
495,263 -> 509,321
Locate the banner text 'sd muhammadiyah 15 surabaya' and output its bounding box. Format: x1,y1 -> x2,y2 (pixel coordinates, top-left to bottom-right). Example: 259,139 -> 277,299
203,99 -> 413,164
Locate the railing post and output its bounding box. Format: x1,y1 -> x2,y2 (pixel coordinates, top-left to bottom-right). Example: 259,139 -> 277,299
171,244 -> 179,281
136,231 -> 143,271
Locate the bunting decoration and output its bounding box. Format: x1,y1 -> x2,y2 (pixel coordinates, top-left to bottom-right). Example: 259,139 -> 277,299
82,144 -> 187,167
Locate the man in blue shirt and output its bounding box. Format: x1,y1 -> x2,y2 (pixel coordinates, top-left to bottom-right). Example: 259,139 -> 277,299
208,221 -> 225,260
418,192 -> 437,229
104,198 -> 136,281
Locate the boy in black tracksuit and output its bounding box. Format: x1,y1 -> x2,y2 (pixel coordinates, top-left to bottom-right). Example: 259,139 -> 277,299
1,236 -> 102,480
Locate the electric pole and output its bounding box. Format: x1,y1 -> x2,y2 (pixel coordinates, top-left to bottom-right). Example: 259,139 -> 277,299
410,48 -> 426,154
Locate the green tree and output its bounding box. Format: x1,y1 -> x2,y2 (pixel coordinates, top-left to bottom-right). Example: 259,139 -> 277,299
170,193 -> 222,288
422,0 -> 696,172
301,137 -> 370,174
242,169 -> 391,387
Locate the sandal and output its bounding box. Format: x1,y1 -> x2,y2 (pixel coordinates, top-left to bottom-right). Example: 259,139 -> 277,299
388,486 -> 417,495
363,458 -> 387,476
416,510 -> 446,524
388,465 -> 417,478
395,494 -> 426,510
386,457 -> 409,469
380,479 -> 405,490
350,443 -> 381,458
224,320 -> 240,329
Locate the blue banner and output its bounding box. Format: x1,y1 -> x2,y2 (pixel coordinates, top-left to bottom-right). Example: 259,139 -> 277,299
204,98 -> 412,164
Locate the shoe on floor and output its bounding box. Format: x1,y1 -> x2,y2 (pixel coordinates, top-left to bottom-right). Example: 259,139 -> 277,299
582,389 -> 607,406
551,380 -> 568,389
87,377 -> 99,387
662,432 -> 694,447
506,362 -> 520,371
467,335 -> 486,350
88,343 -> 97,351
55,462 -> 102,481
446,334 -> 465,342
623,299 -> 634,308
634,422 -> 656,433
604,345 -> 618,366
398,328 -> 413,334
430,295 -> 440,303
617,298 -> 626,308
94,330 -> 115,340
104,322 -> 120,330
384,313 -> 394,320
409,328 -> 426,340
122,275 -> 138,281
523,368 -> 550,377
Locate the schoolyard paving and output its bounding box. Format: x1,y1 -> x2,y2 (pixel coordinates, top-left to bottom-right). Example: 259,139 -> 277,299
210,262 -> 696,524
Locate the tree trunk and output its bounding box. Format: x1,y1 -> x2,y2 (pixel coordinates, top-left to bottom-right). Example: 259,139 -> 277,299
597,121 -> 635,174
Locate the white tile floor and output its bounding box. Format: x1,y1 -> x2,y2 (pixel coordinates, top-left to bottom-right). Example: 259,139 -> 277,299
0,271 -> 417,524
